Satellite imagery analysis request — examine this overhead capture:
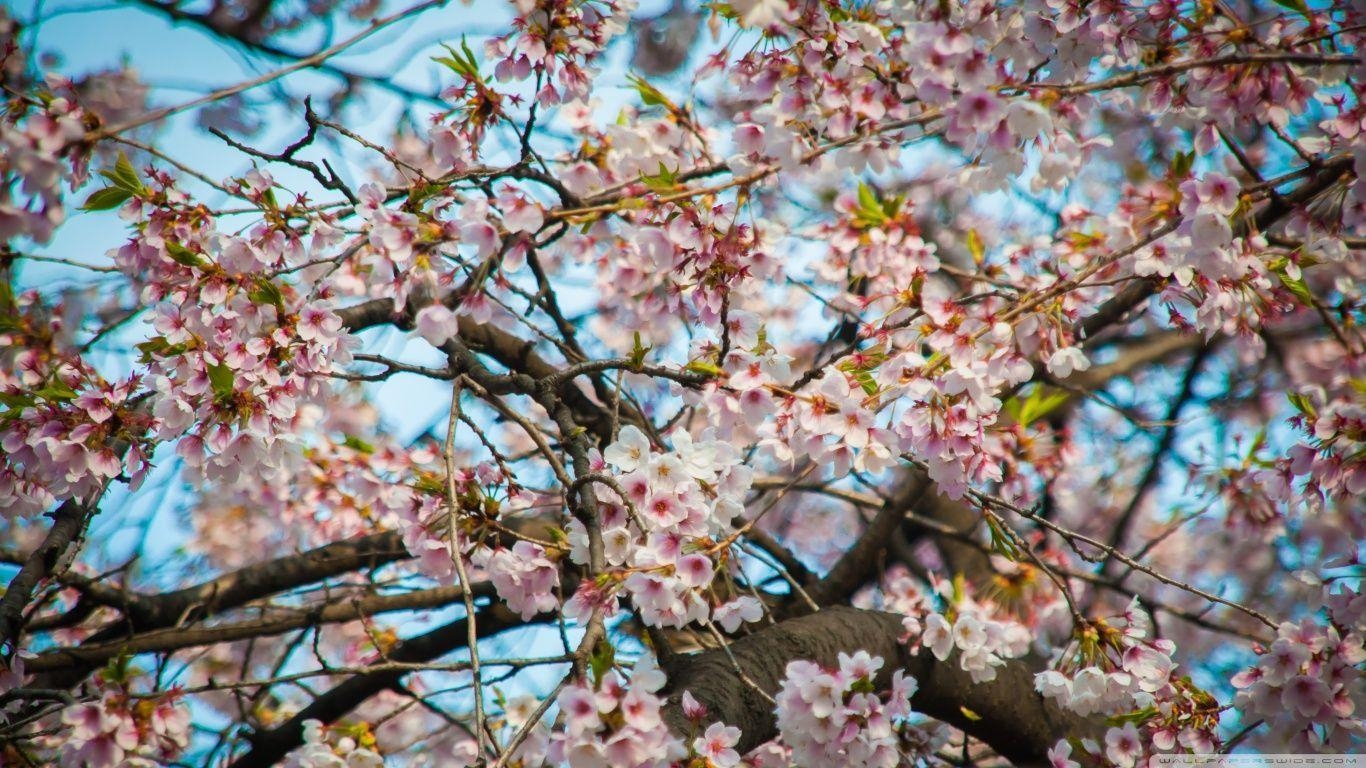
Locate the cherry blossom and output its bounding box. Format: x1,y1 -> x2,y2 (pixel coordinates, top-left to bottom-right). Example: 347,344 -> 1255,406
3,0 -> 1363,765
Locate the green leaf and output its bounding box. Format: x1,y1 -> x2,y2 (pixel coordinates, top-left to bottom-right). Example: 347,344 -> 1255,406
1006,385 -> 1072,427
950,573 -> 966,606
433,38 -> 482,82
641,162 -> 678,192
1269,0 -> 1313,22
165,241 -> 208,268
409,181 -> 446,207
81,186 -> 133,211
684,360 -> 724,377
1277,271 -> 1315,306
342,434 -> 376,454
1170,150 -> 1194,180
248,277 -> 284,309
1287,391 -> 1316,418
0,391 -> 35,412
628,331 -> 652,370
626,74 -> 673,110
460,37 -> 480,72
709,2 -> 741,21
852,182 -> 894,228
984,516 -> 1020,560
881,192 -> 905,221
136,336 -> 190,363
99,151 -> 145,195
1106,707 -> 1159,726
856,182 -> 883,218
207,361 -> 235,402
852,369 -> 878,396
588,639 -> 615,685
836,352 -> 886,397
34,380 -> 78,402
102,649 -> 138,685
965,229 -> 985,264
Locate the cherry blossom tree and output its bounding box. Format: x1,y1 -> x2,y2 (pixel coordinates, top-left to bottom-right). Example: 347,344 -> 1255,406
1,0 -> 1363,765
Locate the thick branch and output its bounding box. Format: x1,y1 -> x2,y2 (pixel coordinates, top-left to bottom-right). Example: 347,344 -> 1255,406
0,499 -> 92,660
800,472 -> 930,609
111,531 -> 410,635
337,302 -> 618,441
24,530 -> 409,689
226,602 -> 537,768
661,606 -> 1099,764
24,583 -> 490,673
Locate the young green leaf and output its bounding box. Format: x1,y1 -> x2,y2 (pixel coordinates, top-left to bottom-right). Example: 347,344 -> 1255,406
627,74 -> 675,110
99,151 -> 146,195
641,162 -> 679,192
248,277 -> 284,310
208,362 -> 235,401
588,639 -> 615,685
165,241 -> 208,268
81,186 -> 134,211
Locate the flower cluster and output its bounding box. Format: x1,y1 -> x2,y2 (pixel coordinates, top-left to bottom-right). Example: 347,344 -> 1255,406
281,719 -> 384,768
0,91 -> 85,244
101,169 -> 353,492
490,0 -> 633,106
1285,384 -> 1366,507
190,426 -> 443,565
547,654 -> 684,768
1232,611 -> 1365,752
772,651 -> 921,768
0,363 -> 153,519
476,540 -> 561,620
1036,598 -> 1222,761
45,682 -> 190,767
564,425 -> 759,631
888,572 -> 1034,683
567,200 -> 778,361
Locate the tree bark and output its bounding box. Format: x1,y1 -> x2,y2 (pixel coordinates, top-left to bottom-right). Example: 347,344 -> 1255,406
661,606 -> 1099,765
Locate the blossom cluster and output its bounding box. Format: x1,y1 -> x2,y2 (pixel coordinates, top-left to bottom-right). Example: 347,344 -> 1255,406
565,199 -> 779,360
475,539 -> 561,620
1036,598 -> 1222,763
1232,600 -> 1365,752
281,719 -> 384,768
490,0 -> 634,105
772,651 -> 921,768
1285,384 -> 1366,506
560,424 -> 760,632
44,680 -> 190,768
103,168 -> 354,495
3,0 -> 1364,763
0,334 -> 154,518
192,425 -> 444,564
547,654 -> 684,768
884,570 -> 1035,683
0,90 -> 85,244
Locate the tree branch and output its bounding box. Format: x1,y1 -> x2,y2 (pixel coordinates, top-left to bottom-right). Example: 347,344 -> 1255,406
661,606 -> 1100,764
0,499 -> 93,660
800,472 -> 930,609
24,583 -> 492,673
226,602 -> 540,768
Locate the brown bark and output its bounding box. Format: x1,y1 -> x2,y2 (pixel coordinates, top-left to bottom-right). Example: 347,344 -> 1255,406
661,606 -> 1099,765
24,583 -> 491,672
